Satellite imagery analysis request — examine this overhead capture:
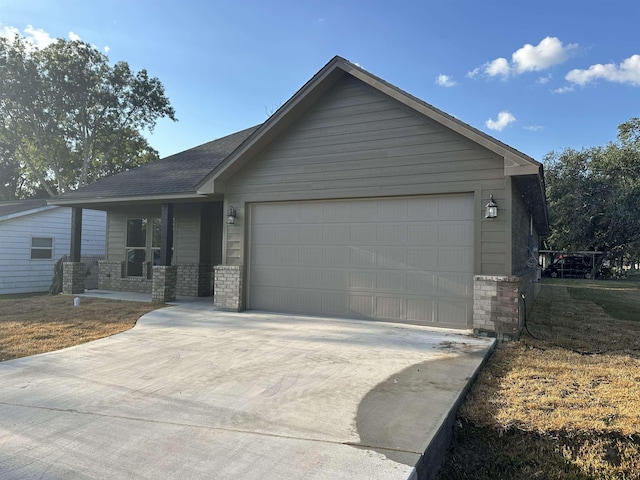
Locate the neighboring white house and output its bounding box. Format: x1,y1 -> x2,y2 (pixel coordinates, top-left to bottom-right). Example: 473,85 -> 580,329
0,199 -> 106,295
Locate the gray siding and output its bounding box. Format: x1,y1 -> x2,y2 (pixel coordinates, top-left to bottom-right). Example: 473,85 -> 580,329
105,202 -> 215,265
106,205 -> 162,261
223,75 -> 507,275
173,204 -> 201,264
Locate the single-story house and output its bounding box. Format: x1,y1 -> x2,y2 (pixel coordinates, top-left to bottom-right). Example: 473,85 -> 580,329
51,56 -> 548,340
0,199 -> 106,295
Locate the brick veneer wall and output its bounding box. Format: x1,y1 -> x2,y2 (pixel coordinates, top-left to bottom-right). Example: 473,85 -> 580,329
473,275 -> 521,341
176,264 -> 214,297
213,265 -> 243,311
152,265 -> 177,303
98,261 -> 152,293
62,262 -> 86,294
99,261 -> 214,297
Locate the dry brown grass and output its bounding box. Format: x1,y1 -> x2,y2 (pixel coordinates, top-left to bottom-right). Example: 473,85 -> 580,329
0,294 -> 162,361
438,281 -> 640,480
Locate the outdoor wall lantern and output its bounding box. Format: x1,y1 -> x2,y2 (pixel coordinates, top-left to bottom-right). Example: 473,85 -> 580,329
227,206 -> 237,225
485,195 -> 498,219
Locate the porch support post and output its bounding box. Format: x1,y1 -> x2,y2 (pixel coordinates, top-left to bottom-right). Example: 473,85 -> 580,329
70,207 -> 82,262
62,207 -> 85,295
152,203 -> 177,303
159,203 -> 174,266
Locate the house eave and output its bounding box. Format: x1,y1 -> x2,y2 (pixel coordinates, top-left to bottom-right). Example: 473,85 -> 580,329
0,205 -> 58,222
48,192 -> 217,209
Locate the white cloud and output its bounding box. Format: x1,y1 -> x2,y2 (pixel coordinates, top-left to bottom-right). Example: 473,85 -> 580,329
524,125 -> 544,132
565,54 -> 640,86
466,67 -> 481,79
0,24 -> 20,39
23,25 -> 55,48
512,36 -> 578,73
471,36 -> 577,79
104,45 -> 110,53
553,85 -> 575,94
486,111 -> 516,131
485,58 -> 510,78
68,31 -> 81,41
537,74 -> 552,84
435,74 -> 457,87
0,23 -> 55,49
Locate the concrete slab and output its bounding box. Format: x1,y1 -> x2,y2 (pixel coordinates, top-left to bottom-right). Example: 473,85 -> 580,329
0,306 -> 495,480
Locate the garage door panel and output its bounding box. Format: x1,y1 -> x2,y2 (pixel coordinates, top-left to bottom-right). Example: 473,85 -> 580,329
350,248 -> 376,267
350,201 -> 378,221
249,195 -> 474,327
376,272 -> 407,292
377,224 -> 408,244
406,248 -> 439,270
377,200 -> 407,222
438,274 -> 473,296
437,299 -> 470,325
350,295 -> 375,317
407,273 -> 438,296
438,223 -> 474,245
322,225 -> 350,244
323,247 -> 350,266
376,247 -> 407,269
298,269 -> 323,288
349,271 -> 375,290
407,298 -> 435,322
407,225 -> 438,245
376,296 -> 405,320
321,291 -> 350,316
438,195 -> 475,219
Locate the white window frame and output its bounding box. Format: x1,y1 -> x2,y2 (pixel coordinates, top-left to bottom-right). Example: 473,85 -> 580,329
31,237 -> 54,260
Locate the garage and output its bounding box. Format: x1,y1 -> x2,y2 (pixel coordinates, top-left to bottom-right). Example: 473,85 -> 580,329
248,194 -> 475,328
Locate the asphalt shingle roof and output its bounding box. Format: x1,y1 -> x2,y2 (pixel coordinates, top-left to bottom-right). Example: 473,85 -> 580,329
0,199 -> 51,220
55,125 -> 260,201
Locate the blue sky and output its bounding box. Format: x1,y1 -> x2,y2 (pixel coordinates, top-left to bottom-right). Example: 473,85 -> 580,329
2,0 -> 639,162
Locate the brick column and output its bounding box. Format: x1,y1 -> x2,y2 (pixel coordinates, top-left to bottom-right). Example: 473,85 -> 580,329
62,262 -> 86,295
473,275 -> 521,341
213,265 -> 244,311
152,265 -> 178,303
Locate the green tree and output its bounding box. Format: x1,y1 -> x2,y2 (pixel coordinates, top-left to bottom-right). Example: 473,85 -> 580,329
544,118 -> 640,267
0,35 -> 176,198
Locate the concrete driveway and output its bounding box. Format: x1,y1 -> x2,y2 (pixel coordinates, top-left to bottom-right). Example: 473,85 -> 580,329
0,302 -> 494,480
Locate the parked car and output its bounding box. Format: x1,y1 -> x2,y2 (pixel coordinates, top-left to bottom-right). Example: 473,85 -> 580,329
543,255 -> 593,279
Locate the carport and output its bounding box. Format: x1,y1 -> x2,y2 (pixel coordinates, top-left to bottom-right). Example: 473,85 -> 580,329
0,303 -> 494,480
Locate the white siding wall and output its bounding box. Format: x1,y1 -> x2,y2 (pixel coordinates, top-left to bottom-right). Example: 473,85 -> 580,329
0,208 -> 106,294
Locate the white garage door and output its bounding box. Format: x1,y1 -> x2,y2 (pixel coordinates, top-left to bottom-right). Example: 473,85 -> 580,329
248,194 -> 475,328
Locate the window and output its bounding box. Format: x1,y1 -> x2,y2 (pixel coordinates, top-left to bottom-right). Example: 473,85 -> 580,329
31,237 -> 53,259
126,218 -> 172,277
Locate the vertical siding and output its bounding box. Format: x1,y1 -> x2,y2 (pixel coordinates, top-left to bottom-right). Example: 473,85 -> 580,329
0,207 -> 106,294
222,75 -> 508,275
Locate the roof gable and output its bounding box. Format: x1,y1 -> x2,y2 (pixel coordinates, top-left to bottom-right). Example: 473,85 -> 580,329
197,56 -> 542,195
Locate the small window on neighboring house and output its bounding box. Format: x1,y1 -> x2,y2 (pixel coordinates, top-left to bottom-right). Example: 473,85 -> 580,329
31,237 -> 53,259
